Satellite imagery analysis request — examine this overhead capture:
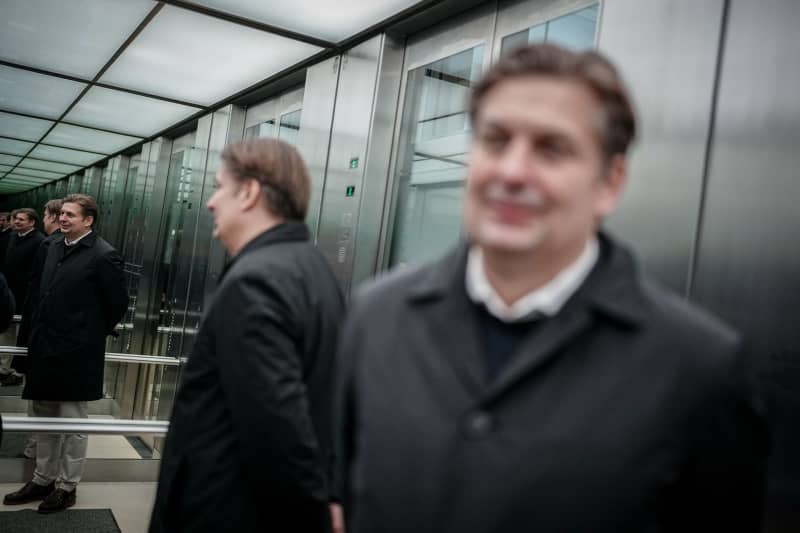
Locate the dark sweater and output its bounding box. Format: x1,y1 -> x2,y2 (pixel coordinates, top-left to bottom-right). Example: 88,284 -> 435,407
474,303 -> 545,380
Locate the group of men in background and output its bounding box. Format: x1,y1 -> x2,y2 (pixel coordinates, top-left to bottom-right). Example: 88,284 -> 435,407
0,195 -> 128,514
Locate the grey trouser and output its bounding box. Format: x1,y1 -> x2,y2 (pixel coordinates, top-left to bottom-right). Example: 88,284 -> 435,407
31,400 -> 89,491
0,329 -> 18,376
0,354 -> 13,376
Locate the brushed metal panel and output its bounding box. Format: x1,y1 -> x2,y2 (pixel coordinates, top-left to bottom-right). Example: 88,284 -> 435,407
297,57 -> 339,241
598,0 -> 724,294
350,34 -> 405,288
315,36 -> 383,292
690,2 -> 800,529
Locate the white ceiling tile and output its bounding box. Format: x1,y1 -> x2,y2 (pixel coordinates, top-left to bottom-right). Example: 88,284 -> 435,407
0,112 -> 53,141
0,138 -> 35,155
66,86 -> 200,137
0,66 -> 86,119
100,5 -> 321,105
188,0 -> 422,42
0,0 -> 156,78
29,145 -> 104,166
43,124 -> 141,154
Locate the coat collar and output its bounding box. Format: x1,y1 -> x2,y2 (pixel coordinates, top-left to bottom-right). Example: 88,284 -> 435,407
408,231 -> 650,328
405,232 -> 652,399
55,230 -> 97,249
222,221 -> 309,276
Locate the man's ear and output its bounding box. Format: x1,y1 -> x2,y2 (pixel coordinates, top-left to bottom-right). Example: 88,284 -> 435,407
85,215 -> 95,228
240,178 -> 262,211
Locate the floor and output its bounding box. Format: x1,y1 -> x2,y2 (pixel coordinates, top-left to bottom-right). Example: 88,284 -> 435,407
0,481 -> 157,532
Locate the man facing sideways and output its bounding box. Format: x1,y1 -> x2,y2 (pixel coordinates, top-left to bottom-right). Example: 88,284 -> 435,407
335,44 -> 768,533
0,208 -> 43,386
3,194 -> 127,513
149,138 -> 345,533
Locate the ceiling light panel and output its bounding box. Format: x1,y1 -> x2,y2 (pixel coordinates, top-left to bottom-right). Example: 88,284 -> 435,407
17,158 -> 80,174
188,0 -> 422,42
0,0 -> 156,78
0,138 -> 35,155
0,66 -> 87,119
0,112 -> 53,142
29,145 -> 104,166
0,155 -> 21,166
43,124 -> 141,155
2,176 -> 49,185
100,5 -> 322,105
66,86 -> 200,137
10,166 -> 64,180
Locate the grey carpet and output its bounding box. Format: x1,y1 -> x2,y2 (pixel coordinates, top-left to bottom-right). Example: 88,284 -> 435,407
0,508 -> 121,532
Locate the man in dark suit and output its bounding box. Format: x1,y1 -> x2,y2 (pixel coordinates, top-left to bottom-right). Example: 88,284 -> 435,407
0,208 -> 43,386
149,138 -> 345,533
3,194 -> 127,513
335,44 -> 768,533
0,211 -> 13,271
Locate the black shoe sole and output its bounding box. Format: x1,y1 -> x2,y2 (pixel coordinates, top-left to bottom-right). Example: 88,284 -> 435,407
3,495 -> 48,505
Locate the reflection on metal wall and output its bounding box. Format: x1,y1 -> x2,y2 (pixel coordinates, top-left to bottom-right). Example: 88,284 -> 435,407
689,1 -> 800,530
598,0 -> 725,294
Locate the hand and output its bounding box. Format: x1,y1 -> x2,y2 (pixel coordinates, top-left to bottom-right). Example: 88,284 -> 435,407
330,503 -> 345,533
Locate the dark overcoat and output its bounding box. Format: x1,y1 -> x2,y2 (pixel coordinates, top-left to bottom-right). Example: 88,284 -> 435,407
4,229 -> 44,307
12,230 -> 61,373
336,233 -> 768,533
149,222 -> 345,533
0,273 -> 14,334
23,231 -> 127,401
0,228 -> 12,272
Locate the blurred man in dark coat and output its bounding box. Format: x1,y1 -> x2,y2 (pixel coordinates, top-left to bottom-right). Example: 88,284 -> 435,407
0,272 -> 14,448
3,194 -> 127,513
149,138 -> 345,533
0,211 -> 13,271
0,208 -> 43,386
335,44 -> 768,533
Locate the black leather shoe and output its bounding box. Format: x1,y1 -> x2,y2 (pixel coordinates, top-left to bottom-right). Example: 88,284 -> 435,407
3,481 -> 55,505
38,488 -> 76,514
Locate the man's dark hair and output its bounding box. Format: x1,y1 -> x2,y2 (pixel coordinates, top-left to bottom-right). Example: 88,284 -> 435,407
62,194 -> 98,226
44,199 -> 63,218
470,44 -> 637,159
220,138 -> 311,221
14,208 -> 39,225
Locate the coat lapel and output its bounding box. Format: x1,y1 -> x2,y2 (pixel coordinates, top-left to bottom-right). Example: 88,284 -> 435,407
407,245 -> 487,396
483,233 -> 650,403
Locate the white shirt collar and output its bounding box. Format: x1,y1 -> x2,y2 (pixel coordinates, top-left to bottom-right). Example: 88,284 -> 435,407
18,228 -> 35,237
64,229 -> 92,247
466,238 -> 599,322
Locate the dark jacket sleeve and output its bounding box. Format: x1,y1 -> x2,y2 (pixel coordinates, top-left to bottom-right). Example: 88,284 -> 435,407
670,340 -> 768,531
215,273 -> 331,531
97,249 -> 128,333
0,273 -> 15,333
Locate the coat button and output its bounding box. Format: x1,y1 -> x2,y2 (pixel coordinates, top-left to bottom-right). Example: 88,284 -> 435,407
462,410 -> 494,439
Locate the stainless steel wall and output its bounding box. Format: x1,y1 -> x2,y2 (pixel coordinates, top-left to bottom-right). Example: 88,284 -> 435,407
689,1 -> 800,530
598,0 -> 725,294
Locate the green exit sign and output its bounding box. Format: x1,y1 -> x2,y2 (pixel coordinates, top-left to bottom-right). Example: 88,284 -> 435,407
349,157 -> 359,169
346,186 -> 356,197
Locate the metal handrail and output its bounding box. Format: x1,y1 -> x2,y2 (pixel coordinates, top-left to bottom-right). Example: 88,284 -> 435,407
1,416 -> 169,436
12,314 -> 21,323
0,346 -> 184,366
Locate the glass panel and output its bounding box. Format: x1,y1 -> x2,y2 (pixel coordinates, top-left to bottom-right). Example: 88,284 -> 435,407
0,0 -> 155,78
100,5 -> 321,105
244,119 -> 276,139
190,0 -> 421,42
66,86 -> 200,137
388,46 -> 484,267
17,157 -> 81,174
7,166 -> 63,179
43,124 -> 141,154
0,137 -> 35,155
0,112 -> 53,141
279,109 -> 302,145
501,4 -> 599,55
0,66 -> 87,119
0,154 -> 21,166
30,144 -> 105,166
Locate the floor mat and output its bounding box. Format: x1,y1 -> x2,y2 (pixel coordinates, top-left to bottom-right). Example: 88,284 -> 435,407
0,508 -> 121,532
